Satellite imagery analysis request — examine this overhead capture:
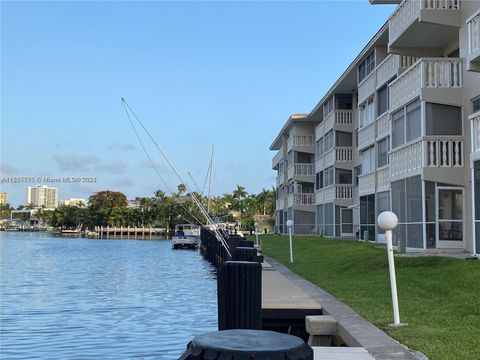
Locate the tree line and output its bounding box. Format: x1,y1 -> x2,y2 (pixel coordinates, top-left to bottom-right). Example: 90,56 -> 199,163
0,185 -> 275,230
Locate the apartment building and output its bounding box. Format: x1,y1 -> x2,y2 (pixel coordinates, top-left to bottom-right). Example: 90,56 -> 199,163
271,114 -> 318,235
27,185 -> 59,209
270,0 -> 480,255
0,192 -> 8,205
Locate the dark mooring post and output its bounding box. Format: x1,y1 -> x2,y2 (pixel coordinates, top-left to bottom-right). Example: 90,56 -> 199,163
217,261 -> 262,330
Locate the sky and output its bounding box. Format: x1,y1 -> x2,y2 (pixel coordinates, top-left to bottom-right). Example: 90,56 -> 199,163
0,0 -> 396,206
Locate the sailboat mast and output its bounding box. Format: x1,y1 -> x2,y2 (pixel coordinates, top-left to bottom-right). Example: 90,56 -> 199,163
207,145 -> 214,214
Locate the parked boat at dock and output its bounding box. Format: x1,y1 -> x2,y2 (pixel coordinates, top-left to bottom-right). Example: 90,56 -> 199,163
172,224 -> 200,249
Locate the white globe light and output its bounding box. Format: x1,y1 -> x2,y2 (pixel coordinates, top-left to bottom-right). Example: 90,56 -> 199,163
377,211 -> 398,231
286,220 -> 294,227
254,222 -> 259,228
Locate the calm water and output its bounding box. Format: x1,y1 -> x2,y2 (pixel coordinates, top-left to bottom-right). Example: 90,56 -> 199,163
0,232 -> 217,359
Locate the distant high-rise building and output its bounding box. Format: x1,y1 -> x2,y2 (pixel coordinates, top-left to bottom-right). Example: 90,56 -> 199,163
0,192 -> 8,205
27,186 -> 59,209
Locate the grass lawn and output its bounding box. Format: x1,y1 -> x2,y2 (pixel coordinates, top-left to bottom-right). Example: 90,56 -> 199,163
252,234 -> 480,360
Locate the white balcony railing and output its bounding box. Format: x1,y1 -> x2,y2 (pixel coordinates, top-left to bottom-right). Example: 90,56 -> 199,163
390,140 -> 424,178
276,198 -> 284,211
294,164 -> 315,176
335,110 -> 353,125
358,71 -> 376,104
287,163 -> 315,179
276,175 -> 282,187
287,135 -> 315,151
335,185 -> 353,200
358,172 -> 376,196
272,147 -> 283,169
287,193 -> 315,207
471,113 -> 480,153
376,112 -> 390,141
316,189 -> 324,205
389,58 -> 462,110
316,185 -> 353,204
377,167 -> 390,192
390,136 -> 464,178
425,136 -> 463,167
468,11 -> 480,56
336,147 -> 353,162
316,110 -> 353,140
324,148 -> 336,169
376,55 -> 400,89
358,122 -> 376,150
389,0 -> 460,44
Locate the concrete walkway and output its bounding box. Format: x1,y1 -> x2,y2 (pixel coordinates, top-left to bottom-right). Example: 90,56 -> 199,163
263,256 -> 419,360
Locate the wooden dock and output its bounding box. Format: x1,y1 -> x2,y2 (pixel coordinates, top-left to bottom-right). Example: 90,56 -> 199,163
91,226 -> 167,239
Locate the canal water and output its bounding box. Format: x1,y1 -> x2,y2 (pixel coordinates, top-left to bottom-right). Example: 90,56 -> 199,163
0,231 -> 218,359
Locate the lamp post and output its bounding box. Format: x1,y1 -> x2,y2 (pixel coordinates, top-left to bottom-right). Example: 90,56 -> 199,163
254,222 -> 259,248
286,220 -> 294,263
377,211 -> 406,327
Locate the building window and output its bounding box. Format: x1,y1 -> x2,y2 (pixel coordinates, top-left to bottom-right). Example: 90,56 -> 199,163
473,97 -> 480,114
391,175 -> 424,248
359,98 -> 374,128
392,98 -> 421,149
361,146 -> 375,173
406,99 -> 421,142
324,130 -> 334,152
324,203 -> 334,236
377,191 -> 390,234
377,137 -> 389,168
323,96 -> 334,118
336,169 -> 352,184
358,49 -> 375,84
377,85 -> 389,116
316,138 -> 324,157
335,94 -> 353,110
354,165 -> 362,185
426,102 -> 462,135
324,166 -> 334,187
335,131 -> 352,147
360,194 -> 375,240
316,171 -> 324,190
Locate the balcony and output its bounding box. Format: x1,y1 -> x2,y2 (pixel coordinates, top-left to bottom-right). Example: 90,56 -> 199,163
272,147 -> 283,169
388,0 -> 460,55
287,193 -> 315,207
358,172 -> 376,196
358,122 -> 376,151
287,163 -> 315,180
471,112 -> 480,153
376,54 -> 417,88
316,185 -> 353,204
467,11 -> 480,72
287,135 -> 315,152
389,57 -> 462,111
377,167 -> 390,192
317,147 -> 353,171
275,198 -> 285,211
358,71 -> 376,104
376,112 -> 390,141
389,136 -> 464,180
315,110 -> 353,139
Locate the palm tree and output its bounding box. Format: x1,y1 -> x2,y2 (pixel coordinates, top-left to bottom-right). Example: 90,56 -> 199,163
177,183 -> 187,195
232,185 -> 248,212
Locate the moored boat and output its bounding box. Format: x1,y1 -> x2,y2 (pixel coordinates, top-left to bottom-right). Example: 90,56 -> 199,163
171,224 -> 200,249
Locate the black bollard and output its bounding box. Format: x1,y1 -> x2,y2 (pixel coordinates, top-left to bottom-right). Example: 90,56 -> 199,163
217,261 -> 262,330
180,329 -> 313,360
233,247 -> 259,262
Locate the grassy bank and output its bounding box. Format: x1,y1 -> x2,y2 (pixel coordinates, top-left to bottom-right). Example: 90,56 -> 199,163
254,234 -> 479,360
